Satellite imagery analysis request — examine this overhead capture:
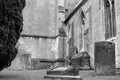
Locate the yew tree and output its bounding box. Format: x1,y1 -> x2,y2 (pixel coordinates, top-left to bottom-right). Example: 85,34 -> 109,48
0,0 -> 25,70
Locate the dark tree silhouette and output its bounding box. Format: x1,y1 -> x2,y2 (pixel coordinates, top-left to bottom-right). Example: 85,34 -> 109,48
0,0 -> 25,70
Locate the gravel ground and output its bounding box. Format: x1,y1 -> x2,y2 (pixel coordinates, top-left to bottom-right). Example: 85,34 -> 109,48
79,70 -> 120,80
0,69 -> 120,80
0,69 -> 48,80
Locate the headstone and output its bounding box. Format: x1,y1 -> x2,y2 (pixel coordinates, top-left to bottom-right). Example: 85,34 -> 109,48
94,41 -> 115,75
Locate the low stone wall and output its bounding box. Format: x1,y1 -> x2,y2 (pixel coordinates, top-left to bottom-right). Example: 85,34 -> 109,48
10,57 -> 65,70
31,59 -> 54,70
9,54 -> 31,70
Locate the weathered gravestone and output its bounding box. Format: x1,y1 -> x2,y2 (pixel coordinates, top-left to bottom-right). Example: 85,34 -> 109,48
94,41 -> 115,75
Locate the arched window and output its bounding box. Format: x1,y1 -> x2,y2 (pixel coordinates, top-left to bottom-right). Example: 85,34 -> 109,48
104,0 -> 116,39
81,10 -> 86,25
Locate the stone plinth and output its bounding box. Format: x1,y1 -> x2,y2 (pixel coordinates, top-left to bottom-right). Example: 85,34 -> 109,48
94,41 -> 115,75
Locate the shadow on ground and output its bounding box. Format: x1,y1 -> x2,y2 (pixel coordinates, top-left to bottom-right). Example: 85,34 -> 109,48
0,74 -> 25,80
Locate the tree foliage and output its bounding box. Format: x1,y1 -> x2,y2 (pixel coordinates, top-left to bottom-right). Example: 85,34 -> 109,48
0,0 -> 25,70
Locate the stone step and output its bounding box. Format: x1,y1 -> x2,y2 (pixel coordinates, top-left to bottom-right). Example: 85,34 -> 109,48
44,75 -> 82,80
